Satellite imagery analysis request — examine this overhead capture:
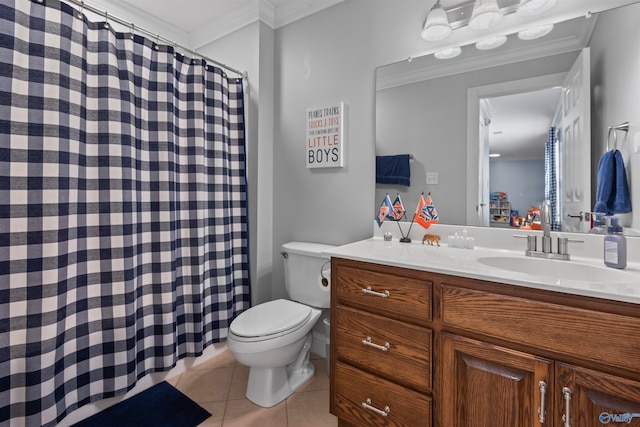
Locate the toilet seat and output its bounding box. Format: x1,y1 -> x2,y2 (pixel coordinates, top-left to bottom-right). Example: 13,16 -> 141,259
229,299 -> 312,342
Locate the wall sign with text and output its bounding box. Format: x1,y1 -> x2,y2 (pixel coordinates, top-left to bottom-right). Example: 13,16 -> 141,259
306,102 -> 345,168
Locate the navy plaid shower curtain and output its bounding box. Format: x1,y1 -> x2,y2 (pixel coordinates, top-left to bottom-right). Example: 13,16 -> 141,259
545,127 -> 560,231
0,0 -> 251,425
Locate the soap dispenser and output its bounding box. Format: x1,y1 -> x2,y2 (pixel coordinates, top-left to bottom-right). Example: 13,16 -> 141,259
604,217 -> 626,269
589,212 -> 607,234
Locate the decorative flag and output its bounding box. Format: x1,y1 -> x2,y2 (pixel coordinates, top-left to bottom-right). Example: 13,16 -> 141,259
376,194 -> 394,227
414,193 -> 439,230
388,195 -> 406,221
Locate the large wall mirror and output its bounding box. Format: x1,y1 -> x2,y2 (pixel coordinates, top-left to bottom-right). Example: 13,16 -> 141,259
375,0 -> 640,235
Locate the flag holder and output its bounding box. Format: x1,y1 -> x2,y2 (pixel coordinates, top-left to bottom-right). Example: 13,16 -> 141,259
392,192 -> 412,243
398,213 -> 412,243
400,192 -> 423,243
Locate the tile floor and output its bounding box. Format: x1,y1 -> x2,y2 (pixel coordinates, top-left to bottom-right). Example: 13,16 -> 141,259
167,349 -> 337,427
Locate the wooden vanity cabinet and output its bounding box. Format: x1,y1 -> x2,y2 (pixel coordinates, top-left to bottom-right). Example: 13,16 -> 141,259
330,258 -> 434,427
441,283 -> 640,427
442,337 -> 640,427
330,256 -> 640,427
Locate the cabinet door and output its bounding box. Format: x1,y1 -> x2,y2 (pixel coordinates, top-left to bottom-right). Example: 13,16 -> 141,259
556,363 -> 640,427
442,334 -> 553,427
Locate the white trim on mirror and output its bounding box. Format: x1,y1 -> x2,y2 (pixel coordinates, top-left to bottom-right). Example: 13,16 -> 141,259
466,72 -> 567,226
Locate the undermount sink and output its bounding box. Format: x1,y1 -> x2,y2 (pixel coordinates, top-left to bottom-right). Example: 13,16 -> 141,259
476,256 -> 635,283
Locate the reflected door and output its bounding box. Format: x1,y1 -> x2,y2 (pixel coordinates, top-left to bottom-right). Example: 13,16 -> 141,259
478,101 -> 491,227
560,48 -> 591,232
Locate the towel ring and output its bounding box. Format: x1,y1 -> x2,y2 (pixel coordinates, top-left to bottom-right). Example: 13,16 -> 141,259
606,122 -> 630,151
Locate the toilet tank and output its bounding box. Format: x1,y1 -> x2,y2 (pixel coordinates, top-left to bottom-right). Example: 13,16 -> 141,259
282,242 -> 335,309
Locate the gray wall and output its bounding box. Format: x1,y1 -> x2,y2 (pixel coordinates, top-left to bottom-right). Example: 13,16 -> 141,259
590,2 -> 640,231
272,3 -> 380,299
490,159 -> 545,217
269,0 -> 455,297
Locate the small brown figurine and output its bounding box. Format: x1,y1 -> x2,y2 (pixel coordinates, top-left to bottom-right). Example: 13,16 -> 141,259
422,234 -> 441,246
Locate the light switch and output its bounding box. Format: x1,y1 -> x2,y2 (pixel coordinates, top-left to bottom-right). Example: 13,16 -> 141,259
426,172 -> 439,185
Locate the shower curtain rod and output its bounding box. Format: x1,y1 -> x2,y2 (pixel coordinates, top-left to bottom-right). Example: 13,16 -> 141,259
60,0 -> 246,78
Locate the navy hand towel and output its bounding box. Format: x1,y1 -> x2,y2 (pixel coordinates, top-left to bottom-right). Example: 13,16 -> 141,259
593,150 -> 631,214
612,150 -> 632,213
376,154 -> 411,186
593,150 -> 614,213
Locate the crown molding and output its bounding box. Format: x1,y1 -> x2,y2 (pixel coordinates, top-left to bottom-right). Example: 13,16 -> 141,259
80,0 -> 345,51
193,0 -> 345,50
273,0 -> 345,29
191,1 -> 267,50
376,34 -> 587,91
259,1 -> 277,28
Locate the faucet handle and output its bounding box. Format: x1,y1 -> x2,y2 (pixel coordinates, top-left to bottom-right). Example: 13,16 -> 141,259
557,237 -> 583,255
557,237 -> 568,255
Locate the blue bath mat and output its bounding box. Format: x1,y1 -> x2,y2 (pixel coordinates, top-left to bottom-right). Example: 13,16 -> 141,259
71,381 -> 210,427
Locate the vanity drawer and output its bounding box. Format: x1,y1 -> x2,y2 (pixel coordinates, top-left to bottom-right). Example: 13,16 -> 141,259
333,361 -> 432,427
335,265 -> 432,325
335,305 -> 432,392
441,284 -> 640,372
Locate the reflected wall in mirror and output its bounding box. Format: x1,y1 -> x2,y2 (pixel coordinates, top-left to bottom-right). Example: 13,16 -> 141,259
375,1 -> 640,235
480,86 -> 561,228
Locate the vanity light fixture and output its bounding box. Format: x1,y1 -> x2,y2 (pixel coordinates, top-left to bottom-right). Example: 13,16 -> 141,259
518,23 -> 554,40
422,0 -> 452,41
475,35 -> 508,50
516,0 -> 557,17
421,0 -> 559,58
489,153 -> 501,158
469,0 -> 504,30
434,46 -> 462,59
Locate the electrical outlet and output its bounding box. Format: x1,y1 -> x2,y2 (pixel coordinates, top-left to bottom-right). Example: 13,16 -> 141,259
426,172 -> 439,185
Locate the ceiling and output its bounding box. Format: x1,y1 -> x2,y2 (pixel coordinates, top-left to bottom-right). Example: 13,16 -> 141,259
486,87 -> 562,160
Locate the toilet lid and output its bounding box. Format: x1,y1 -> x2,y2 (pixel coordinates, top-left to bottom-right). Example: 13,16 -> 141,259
230,299 -> 312,338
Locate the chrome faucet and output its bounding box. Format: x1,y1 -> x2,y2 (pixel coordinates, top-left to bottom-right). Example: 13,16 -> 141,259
514,201 -> 581,261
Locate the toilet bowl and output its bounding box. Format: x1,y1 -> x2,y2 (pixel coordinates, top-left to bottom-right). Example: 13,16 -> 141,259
226,241 -> 334,408
227,299 -> 321,407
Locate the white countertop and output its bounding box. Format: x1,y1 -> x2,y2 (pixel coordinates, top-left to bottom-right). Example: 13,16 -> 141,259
324,236 -> 640,305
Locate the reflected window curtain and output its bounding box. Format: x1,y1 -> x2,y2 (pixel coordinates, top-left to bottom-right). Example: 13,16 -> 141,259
544,127 -> 560,231
0,0 -> 250,426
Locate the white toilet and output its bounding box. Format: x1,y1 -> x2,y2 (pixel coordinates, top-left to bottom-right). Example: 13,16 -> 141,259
226,241 -> 334,407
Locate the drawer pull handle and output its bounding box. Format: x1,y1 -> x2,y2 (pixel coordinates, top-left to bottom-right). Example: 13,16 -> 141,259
362,398 -> 390,417
561,387 -> 572,427
537,380 -> 547,424
362,286 -> 390,298
362,336 -> 390,351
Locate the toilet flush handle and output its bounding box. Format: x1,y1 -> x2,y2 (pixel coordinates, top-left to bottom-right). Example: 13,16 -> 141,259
281,251 -> 288,259
320,260 -> 330,287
